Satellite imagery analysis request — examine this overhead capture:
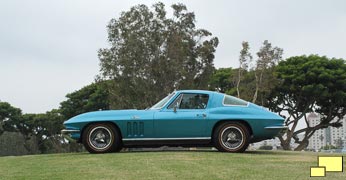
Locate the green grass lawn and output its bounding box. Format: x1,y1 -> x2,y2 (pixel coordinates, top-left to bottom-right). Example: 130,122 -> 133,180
0,150 -> 344,180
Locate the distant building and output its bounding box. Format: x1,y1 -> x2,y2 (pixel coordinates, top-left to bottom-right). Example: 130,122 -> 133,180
307,113 -> 326,150
307,113 -> 346,151
330,118 -> 345,148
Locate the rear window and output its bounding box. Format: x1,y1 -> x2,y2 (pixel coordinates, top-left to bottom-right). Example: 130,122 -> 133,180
223,95 -> 248,106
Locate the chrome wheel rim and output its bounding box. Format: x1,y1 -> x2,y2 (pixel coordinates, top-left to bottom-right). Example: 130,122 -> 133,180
88,126 -> 113,150
220,126 -> 244,150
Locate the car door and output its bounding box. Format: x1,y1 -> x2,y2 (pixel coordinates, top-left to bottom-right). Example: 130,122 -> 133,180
154,93 -> 209,138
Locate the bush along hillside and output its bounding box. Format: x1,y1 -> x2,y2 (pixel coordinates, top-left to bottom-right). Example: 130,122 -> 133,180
0,82 -> 109,156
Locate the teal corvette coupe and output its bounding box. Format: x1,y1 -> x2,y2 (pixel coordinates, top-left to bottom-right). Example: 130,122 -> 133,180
62,90 -> 286,153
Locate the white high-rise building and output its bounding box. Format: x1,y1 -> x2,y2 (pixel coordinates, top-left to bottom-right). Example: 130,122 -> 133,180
307,113 -> 346,150
307,113 -> 326,150
329,118 -> 346,147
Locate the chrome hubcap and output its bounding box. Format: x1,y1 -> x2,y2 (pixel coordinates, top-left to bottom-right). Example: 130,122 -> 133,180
221,126 -> 244,150
88,126 -> 112,150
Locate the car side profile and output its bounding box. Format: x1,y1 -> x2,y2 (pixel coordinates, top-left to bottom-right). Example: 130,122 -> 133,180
62,90 -> 286,153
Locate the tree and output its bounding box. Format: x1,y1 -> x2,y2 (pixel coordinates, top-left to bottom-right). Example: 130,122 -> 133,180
0,102 -> 43,155
209,68 -> 235,93
237,41 -> 252,98
227,40 -> 282,105
208,67 -> 257,103
22,110 -> 85,154
268,55 -> 346,150
0,101 -> 23,134
0,96 -> 88,156
60,82 -> 110,119
98,2 -> 218,109
253,40 -> 283,104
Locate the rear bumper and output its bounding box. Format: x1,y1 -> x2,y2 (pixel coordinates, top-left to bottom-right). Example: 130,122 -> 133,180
61,129 -> 81,142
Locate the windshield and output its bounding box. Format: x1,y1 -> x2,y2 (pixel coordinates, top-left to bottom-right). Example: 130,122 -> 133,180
150,93 -> 175,109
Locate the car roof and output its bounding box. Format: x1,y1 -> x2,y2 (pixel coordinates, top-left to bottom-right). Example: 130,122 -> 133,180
175,89 -> 222,95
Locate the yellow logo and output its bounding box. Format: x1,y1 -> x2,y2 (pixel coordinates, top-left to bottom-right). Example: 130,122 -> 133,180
310,156 -> 343,177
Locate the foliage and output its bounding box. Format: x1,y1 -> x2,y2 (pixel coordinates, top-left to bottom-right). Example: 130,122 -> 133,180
0,101 -> 23,134
98,2 -> 218,109
23,110 -> 64,137
22,110 -> 67,153
223,40 -> 282,106
321,145 -> 337,150
0,81 -> 112,155
268,55 -> 346,150
60,81 -> 110,119
208,68 -> 235,93
227,69 -> 258,102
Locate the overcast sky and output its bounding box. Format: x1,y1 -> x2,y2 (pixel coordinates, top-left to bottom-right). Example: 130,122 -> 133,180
1,0 -> 345,113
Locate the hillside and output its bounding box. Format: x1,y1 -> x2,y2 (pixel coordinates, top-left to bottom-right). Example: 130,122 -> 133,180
0,150 -> 344,179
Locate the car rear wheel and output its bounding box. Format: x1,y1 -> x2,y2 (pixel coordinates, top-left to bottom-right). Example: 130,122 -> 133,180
213,122 -> 249,153
82,123 -> 122,153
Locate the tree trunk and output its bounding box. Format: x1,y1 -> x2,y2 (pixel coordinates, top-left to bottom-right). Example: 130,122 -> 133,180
278,136 -> 291,150
281,142 -> 291,150
236,69 -> 241,98
294,140 -> 309,151
252,72 -> 259,103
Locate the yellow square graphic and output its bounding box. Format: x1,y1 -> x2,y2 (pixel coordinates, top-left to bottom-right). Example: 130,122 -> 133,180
310,167 -> 325,177
318,156 -> 343,172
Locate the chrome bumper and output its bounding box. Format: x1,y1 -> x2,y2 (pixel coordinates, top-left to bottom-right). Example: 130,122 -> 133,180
61,129 -> 80,142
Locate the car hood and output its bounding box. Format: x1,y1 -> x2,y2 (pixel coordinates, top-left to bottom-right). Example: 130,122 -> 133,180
64,109 -> 155,124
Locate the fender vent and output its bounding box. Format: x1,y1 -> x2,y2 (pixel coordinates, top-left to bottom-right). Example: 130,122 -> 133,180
127,122 -> 144,137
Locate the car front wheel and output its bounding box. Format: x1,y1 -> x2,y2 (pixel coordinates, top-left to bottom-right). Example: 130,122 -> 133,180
82,123 -> 122,153
213,122 -> 250,153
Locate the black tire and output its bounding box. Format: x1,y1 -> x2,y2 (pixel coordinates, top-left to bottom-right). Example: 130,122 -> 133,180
213,122 -> 250,153
82,123 -> 122,153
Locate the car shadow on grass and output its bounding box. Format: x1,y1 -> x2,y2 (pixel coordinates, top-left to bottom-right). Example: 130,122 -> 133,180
63,148 -> 295,156
245,150 -> 296,155
117,148 -> 293,155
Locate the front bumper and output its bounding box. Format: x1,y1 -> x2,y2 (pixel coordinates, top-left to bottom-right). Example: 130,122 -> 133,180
61,129 -> 81,142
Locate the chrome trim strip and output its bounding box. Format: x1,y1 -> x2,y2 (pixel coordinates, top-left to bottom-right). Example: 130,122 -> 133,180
264,126 -> 288,129
61,129 -> 80,134
122,137 -> 211,141
61,129 -> 80,142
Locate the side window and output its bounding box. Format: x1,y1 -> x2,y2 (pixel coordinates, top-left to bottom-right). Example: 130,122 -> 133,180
223,95 -> 248,106
179,93 -> 209,109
